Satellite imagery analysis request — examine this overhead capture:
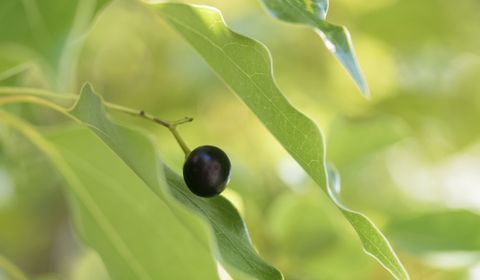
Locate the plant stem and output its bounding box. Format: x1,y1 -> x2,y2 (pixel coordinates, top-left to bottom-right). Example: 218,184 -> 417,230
104,102 -> 192,156
104,102 -> 193,157
0,87 -> 193,157
169,126 -> 192,156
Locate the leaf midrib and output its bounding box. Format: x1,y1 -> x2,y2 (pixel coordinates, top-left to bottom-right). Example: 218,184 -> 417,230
159,9 -> 316,170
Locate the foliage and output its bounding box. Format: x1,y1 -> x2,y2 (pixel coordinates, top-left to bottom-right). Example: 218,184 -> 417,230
150,3 -> 406,278
1,0 -> 480,279
259,0 -> 369,95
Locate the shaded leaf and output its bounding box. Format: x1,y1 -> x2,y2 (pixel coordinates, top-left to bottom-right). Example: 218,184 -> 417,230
0,86 -> 283,279
70,85 -> 283,280
0,111 -> 219,280
149,3 -> 408,279
0,0 -> 111,88
259,0 -> 369,96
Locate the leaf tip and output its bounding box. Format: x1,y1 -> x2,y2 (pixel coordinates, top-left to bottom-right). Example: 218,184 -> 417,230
80,82 -> 95,95
79,82 -> 105,102
359,83 -> 371,99
70,82 -> 106,116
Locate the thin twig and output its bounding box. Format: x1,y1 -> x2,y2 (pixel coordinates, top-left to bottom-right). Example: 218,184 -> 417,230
0,87 -> 193,156
103,102 -> 193,155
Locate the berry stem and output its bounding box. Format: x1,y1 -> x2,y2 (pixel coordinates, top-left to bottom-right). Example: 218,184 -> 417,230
168,126 -> 192,157
0,87 -> 193,157
104,102 -> 192,156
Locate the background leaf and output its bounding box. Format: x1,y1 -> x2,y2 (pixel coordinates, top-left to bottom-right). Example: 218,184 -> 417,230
259,0 -> 369,96
0,0 -> 111,88
0,254 -> 28,280
70,250 -> 110,280
386,210 -> 480,253
328,115 -> 409,168
149,3 -> 408,279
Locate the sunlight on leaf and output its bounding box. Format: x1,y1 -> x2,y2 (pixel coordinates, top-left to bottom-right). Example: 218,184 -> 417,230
147,3 -> 408,278
259,0 -> 369,96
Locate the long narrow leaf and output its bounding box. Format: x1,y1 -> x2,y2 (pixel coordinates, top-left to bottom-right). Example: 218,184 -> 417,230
70,85 -> 284,280
148,3 -> 408,279
260,0 -> 369,96
0,111 -> 219,280
0,89 -> 283,280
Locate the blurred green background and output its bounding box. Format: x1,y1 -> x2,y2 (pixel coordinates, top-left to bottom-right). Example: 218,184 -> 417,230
1,0 -> 480,279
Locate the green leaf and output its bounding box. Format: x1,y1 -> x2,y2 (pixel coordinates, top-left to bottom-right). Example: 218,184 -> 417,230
327,166 -> 409,279
0,0 -> 111,88
0,86 -> 282,279
261,0 -> 329,22
259,0 -> 369,96
69,85 -> 283,280
148,3 -> 408,279
386,210 -> 480,253
0,111 -> 219,280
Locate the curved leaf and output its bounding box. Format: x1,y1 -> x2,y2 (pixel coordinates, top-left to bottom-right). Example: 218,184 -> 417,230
327,166 -> 409,279
259,0 -> 369,96
261,0 -> 329,22
148,3 -> 408,279
0,88 -> 283,279
0,111 -> 219,280
70,85 -> 283,280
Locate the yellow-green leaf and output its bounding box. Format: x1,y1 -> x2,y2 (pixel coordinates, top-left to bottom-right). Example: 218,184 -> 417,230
69,85 -> 283,280
148,3 -> 408,279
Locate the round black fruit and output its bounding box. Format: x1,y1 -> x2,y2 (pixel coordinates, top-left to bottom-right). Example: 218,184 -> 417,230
183,145 -> 231,197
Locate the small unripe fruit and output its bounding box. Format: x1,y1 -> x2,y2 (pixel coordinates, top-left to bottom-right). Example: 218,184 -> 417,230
183,145 -> 231,197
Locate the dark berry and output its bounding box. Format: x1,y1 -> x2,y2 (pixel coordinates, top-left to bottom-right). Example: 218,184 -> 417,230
183,145 -> 231,197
